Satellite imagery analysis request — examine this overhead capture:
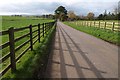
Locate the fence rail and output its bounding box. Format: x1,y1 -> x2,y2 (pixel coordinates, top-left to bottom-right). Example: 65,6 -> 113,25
73,21 -> 120,31
0,21 -> 56,76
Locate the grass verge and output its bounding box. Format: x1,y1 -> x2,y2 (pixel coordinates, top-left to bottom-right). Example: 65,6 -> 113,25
1,24 -> 56,80
64,22 -> 120,46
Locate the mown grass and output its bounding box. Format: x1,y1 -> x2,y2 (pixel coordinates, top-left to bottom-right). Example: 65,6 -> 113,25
1,16 -> 53,56
1,16 -> 55,79
64,21 -> 120,45
2,25 -> 56,79
75,20 -> 118,22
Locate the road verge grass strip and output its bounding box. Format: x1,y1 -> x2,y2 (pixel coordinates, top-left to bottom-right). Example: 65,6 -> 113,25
64,22 -> 120,46
1,25 -> 56,79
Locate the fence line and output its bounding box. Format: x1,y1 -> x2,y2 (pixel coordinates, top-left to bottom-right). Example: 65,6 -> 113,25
73,21 -> 120,31
0,21 -> 56,76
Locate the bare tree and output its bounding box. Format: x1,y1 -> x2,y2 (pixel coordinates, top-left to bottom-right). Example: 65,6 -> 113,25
114,7 -> 118,15
67,11 -> 76,20
87,12 -> 95,20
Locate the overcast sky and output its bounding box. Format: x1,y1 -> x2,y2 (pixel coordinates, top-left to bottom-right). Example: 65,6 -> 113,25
0,0 -> 119,16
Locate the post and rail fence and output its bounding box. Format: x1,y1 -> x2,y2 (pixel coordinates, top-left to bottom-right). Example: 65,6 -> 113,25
0,21 -> 56,76
73,21 -> 120,32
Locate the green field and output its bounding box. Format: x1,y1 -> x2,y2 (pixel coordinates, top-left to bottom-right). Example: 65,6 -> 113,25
64,21 -> 120,45
0,16 -> 54,78
2,16 -> 53,30
1,16 -> 53,55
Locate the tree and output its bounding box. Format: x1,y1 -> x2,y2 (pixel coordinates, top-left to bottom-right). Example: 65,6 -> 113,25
67,11 -> 76,21
114,7 -> 118,15
103,10 -> 107,20
55,6 -> 67,21
87,12 -> 94,20
98,14 -> 103,20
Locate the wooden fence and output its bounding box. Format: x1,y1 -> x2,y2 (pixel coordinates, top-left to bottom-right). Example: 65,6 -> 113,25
0,21 -> 56,76
73,21 -> 120,31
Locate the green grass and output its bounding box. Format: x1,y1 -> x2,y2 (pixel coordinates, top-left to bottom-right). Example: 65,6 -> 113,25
2,16 -> 53,30
0,16 -> 55,79
75,20 -> 118,22
2,25 -> 56,79
64,21 -> 120,45
1,16 -> 53,55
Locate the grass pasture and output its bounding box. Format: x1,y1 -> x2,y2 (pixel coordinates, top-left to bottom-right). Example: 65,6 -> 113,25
1,16 -> 53,56
0,16 -> 54,78
64,21 -> 120,45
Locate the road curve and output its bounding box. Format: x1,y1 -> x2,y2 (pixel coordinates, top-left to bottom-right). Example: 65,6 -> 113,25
45,22 -> 118,78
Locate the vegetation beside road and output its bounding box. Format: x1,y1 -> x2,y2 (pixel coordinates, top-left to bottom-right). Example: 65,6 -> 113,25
2,24 -> 56,79
1,16 -> 55,79
64,21 -> 120,45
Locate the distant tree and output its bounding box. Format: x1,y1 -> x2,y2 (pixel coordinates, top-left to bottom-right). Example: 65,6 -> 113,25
103,10 -> 107,20
55,6 -> 67,21
97,4 -> 120,20
107,12 -> 112,20
118,13 -> 120,20
76,16 -> 81,20
97,14 -> 104,20
114,7 -> 118,15
67,11 -> 76,21
87,12 -> 94,20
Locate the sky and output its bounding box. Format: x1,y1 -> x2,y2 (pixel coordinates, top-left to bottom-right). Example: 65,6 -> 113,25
0,0 -> 119,16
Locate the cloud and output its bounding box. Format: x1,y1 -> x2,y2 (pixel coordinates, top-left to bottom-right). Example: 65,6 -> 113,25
0,1 -> 119,16
0,2 -> 65,15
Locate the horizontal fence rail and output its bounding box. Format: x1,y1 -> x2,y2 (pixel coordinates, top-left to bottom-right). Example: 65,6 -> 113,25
0,21 -> 56,76
72,21 -> 120,32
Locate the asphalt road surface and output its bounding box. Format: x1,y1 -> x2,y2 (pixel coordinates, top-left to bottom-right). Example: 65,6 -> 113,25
45,22 -> 118,78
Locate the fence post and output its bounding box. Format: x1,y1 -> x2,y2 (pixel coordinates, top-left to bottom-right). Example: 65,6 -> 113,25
43,23 -> 44,37
104,22 -> 106,29
87,21 -> 89,26
48,23 -> 51,30
8,27 -> 16,72
29,25 -> 33,51
112,22 -> 115,31
38,23 -> 40,43
90,21 -> 92,27
99,21 -> 100,28
45,23 -> 46,33
94,21 -> 95,27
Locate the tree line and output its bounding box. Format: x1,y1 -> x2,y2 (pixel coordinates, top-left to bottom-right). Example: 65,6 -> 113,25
54,6 -> 120,21
11,5 -> 119,21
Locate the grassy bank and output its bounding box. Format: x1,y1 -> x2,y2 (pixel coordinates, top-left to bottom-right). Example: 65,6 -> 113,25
1,16 -> 53,73
2,22 -> 56,79
1,16 -> 55,79
64,22 -> 120,45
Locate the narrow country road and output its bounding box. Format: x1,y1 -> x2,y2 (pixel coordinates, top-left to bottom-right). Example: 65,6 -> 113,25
45,22 -> 118,78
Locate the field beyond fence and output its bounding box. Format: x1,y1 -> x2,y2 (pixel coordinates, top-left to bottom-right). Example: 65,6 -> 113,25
0,20 -> 56,77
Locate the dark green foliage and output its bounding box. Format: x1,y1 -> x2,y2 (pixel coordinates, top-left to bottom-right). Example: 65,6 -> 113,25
55,6 -> 67,15
97,10 -> 119,20
55,6 -> 68,21
98,14 -> 104,20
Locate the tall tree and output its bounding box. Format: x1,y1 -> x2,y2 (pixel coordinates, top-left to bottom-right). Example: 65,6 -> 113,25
55,6 -> 67,21
103,10 -> 107,20
87,12 -> 94,20
98,14 -> 103,20
67,11 -> 76,20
